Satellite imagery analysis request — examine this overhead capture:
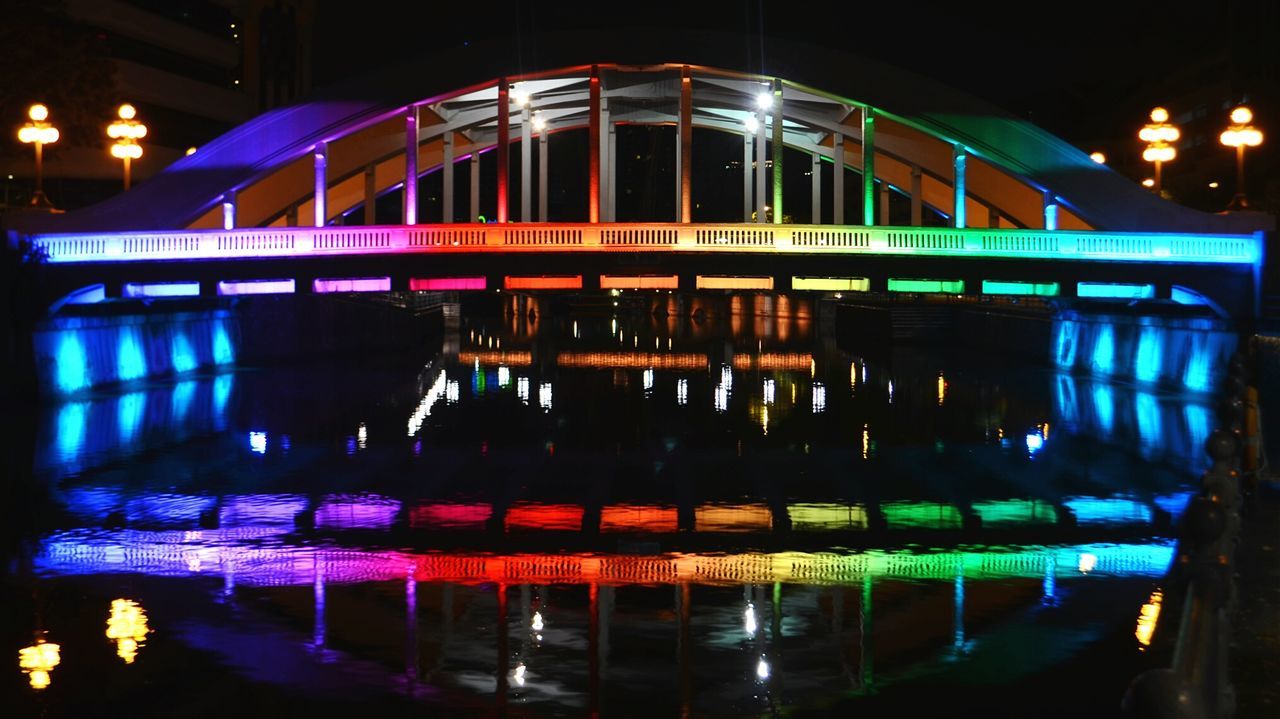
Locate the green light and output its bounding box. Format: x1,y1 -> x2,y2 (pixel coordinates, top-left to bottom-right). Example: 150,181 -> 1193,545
887,278 -> 965,293
982,280 -> 1061,296
972,500 -> 1056,527
881,501 -> 964,529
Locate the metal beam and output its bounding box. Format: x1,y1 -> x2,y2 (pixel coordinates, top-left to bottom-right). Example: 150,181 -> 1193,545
363,165 -> 376,225
772,79 -> 784,224
679,66 -> 693,223
602,98 -> 612,222
589,67 -> 601,223
862,108 -> 875,226
539,129 -> 549,221
442,133 -> 454,223
811,151 -> 821,224
953,144 -> 966,229
404,107 -> 418,225
313,141 -> 327,228
833,133 -> 844,225
496,79 -> 509,224
521,104 -> 531,222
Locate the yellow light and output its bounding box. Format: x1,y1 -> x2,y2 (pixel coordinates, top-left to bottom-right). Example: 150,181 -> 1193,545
1089,151 -> 1106,164
861,424 -> 870,459
1231,106 -> 1253,124
186,146 -> 197,156
28,103 -> 49,122
1209,181 -> 1219,188
106,598 -> 150,664
1142,146 -> 1175,163
1138,127 -> 1158,142
111,142 -> 143,159
1142,178 -> 1155,187
118,103 -> 137,120
1220,129 -> 1239,147
18,638 -> 61,690
1241,128 -> 1263,146
1150,107 -> 1169,123
937,372 -> 946,405
1134,589 -> 1163,650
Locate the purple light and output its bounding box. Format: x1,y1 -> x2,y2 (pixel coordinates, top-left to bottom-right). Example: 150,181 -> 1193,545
313,277 -> 391,293
123,281 -> 200,298
314,494 -> 400,530
217,279 -> 295,296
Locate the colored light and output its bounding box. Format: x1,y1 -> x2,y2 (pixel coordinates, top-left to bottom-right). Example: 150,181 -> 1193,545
971,499 -> 1055,527
1025,432 -> 1044,453
695,275 -> 774,290
105,599 -> 149,664
600,504 -> 679,532
313,277 -> 390,293
1064,496 -> 1153,526
1135,589 -> 1163,650
217,279 -> 295,296
55,333 -> 89,393
504,275 -> 583,290
888,278 -> 965,293
28,103 -> 49,122
212,321 -> 235,365
123,282 -> 200,298
117,392 -> 145,444
409,503 -> 493,529
116,326 -> 147,381
248,431 -> 267,454
171,333 -> 197,373
1078,282 -> 1155,299
791,276 -> 870,291
694,503 -> 772,532
18,638 -> 60,690
314,495 -> 400,530
787,503 -> 868,531
557,352 -> 708,370
1231,106 -> 1253,125
881,501 -> 963,530
982,280 -> 1060,296
731,353 -> 812,371
1150,107 -> 1169,123
505,503 -> 583,531
410,277 -> 486,291
599,274 -> 679,289
1089,152 -> 1107,164
1135,327 -> 1163,383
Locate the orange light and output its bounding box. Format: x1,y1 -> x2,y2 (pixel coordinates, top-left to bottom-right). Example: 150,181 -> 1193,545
457,350 -> 532,366
601,505 -> 679,532
504,275 -> 583,290
28,103 -> 49,122
731,353 -> 813,371
556,352 -> 708,370
694,503 -> 773,532
599,274 -> 680,289
505,502 -> 584,531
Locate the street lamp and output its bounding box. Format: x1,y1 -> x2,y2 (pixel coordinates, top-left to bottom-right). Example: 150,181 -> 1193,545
1089,151 -> 1107,164
1139,106 -> 1179,193
17,103 -> 59,207
1219,105 -> 1263,210
107,103 -> 147,190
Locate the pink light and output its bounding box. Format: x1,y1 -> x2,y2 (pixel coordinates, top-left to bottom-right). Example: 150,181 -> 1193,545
217,279 -> 295,295
410,277 -> 487,291
313,277 -> 391,293
409,502 -> 493,529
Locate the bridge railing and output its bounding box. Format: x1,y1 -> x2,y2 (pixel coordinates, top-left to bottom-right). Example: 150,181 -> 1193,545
28,223 -> 1262,265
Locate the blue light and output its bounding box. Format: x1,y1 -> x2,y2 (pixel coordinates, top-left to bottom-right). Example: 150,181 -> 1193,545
1154,492 -> 1195,522
1064,496 -> 1153,526
171,380 -> 197,422
1091,324 -> 1115,375
55,333 -> 90,394
1135,392 -> 1162,454
172,333 -> 198,374
1025,432 -> 1044,454
213,373 -> 234,427
1184,404 -> 1211,462
212,320 -> 235,365
117,391 -> 146,444
249,431 -> 267,454
1182,334 -> 1213,392
1053,320 -> 1079,368
1092,382 -> 1114,434
55,401 -> 88,461
1055,374 -> 1079,426
1134,327 -> 1162,383
117,326 -> 148,382
1077,282 -> 1156,299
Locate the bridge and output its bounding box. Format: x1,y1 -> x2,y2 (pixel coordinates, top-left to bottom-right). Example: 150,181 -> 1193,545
4,39 -> 1270,319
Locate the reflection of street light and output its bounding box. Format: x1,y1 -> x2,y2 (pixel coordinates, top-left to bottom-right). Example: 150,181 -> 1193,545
18,635 -> 61,690
107,103 -> 147,190
17,103 -> 59,207
106,598 -> 150,664
1220,105 -> 1263,210
1139,107 -> 1179,193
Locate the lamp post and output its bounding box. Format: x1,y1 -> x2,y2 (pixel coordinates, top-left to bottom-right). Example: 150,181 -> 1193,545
1139,107 -> 1178,193
1219,105 -> 1263,211
17,103 -> 59,207
107,103 -> 147,190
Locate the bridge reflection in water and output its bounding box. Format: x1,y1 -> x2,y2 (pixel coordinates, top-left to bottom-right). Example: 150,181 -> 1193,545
17,299 -> 1220,714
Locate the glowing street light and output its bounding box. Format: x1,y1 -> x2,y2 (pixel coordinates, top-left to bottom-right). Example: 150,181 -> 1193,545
107,103 -> 147,190
1219,105 -> 1263,210
1089,151 -> 1107,164
1138,107 -> 1179,193
17,103 -> 59,207
18,635 -> 61,690
531,112 -> 547,132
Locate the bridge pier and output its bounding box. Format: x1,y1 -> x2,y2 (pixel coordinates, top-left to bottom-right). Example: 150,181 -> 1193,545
833,133 -> 845,224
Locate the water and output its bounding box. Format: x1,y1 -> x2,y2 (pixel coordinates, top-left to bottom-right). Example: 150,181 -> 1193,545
3,296 -> 1216,716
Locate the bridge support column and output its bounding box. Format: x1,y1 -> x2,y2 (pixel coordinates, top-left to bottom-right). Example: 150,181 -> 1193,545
1043,191 -> 1058,230
521,103 -> 532,222
589,66 -> 601,223
313,141 -> 327,228
833,133 -> 844,225
755,103 -> 767,223
404,106 -> 418,225
222,191 -> 236,230
363,165 -> 376,225
678,65 -> 692,223
811,151 -> 821,223
952,144 -> 966,229
496,79 -> 509,224
772,79 -> 784,224
539,127 -> 548,221
742,130 -> 753,222
910,164 -> 923,226
442,133 -> 454,223
469,152 -> 480,222
607,120 -> 617,222
862,108 -> 875,226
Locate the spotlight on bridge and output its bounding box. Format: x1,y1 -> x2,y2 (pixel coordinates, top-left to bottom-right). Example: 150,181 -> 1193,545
756,92 -> 773,110
532,112 -> 547,132
1089,151 -> 1107,164
511,88 -> 531,107
744,115 -> 759,134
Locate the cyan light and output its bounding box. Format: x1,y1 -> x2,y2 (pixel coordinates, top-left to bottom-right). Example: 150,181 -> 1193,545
212,320 -> 235,365
171,380 -> 197,422
1092,324 -> 1115,374
213,373 -> 234,419
1055,374 -> 1079,425
1134,327 -> 1163,383
55,333 -> 90,394
1064,496 -> 1153,526
117,326 -> 148,382
171,333 -> 197,374
1093,382 -> 1114,434
117,392 -> 146,444
1182,335 -> 1212,392
55,401 -> 88,461
1054,320 -> 1079,368
1135,392 -> 1162,453
1077,282 -> 1156,299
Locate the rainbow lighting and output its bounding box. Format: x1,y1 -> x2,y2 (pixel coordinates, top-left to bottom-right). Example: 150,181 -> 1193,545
313,276 -> 391,293
888,278 -> 965,293
122,281 -> 201,298
217,278 -> 295,295
409,277 -> 486,291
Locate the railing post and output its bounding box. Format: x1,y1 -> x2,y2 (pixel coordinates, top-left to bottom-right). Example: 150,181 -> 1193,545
404,106 -> 418,225
313,141 -> 327,228
222,191 -> 236,231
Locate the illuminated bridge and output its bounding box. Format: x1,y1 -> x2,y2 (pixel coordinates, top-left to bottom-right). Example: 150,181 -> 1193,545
6,35 -> 1270,317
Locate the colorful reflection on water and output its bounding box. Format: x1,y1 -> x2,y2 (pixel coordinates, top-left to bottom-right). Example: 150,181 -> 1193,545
6,298 -> 1221,715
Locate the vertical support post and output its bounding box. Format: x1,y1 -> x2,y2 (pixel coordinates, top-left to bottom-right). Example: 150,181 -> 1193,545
442,133 -> 454,223
222,190 -> 237,230
313,140 -> 327,228
910,165 -> 923,226
879,182 -> 890,226
602,98 -> 612,221
833,133 -> 844,225
539,129 -> 549,221
404,106 -> 418,225
607,120 -> 617,221
771,79 -> 784,224
810,151 -> 821,224
469,152 -> 480,222
987,205 -> 1001,229
123,156 -> 132,192
862,108 -> 875,226
743,130 -> 753,222
755,104 -> 767,223
363,165 -> 376,225
952,144 -> 966,229
1043,191 -> 1058,230
679,65 -> 693,223
588,66 -> 601,223
521,104 -> 531,221
496,79 -> 509,223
